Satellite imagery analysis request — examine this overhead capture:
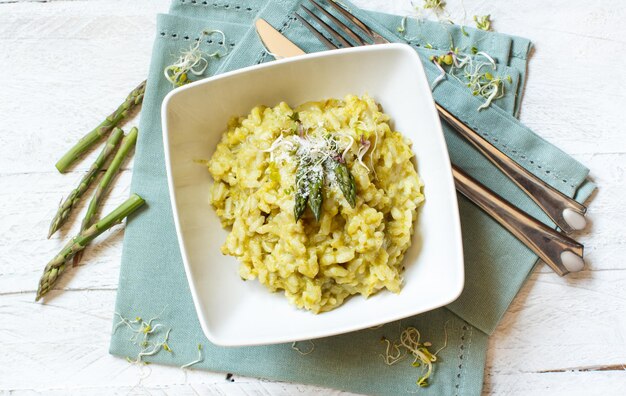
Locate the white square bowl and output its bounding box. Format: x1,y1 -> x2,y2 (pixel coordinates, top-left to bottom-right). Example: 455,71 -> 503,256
162,43 -> 464,346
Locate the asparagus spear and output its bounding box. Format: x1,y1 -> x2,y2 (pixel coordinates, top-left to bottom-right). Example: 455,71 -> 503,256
74,127 -> 138,265
307,170 -> 324,221
47,128 -> 124,238
294,161 -> 310,221
55,80 -> 146,173
80,127 -> 138,231
36,193 -> 146,301
333,161 -> 357,208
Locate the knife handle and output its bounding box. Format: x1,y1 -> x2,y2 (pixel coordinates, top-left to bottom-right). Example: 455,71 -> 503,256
452,165 -> 585,276
437,103 -> 587,234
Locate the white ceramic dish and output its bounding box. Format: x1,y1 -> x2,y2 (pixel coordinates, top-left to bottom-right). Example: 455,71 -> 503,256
162,43 -> 464,347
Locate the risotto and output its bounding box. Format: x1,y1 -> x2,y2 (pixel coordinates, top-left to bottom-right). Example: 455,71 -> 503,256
206,94 -> 424,313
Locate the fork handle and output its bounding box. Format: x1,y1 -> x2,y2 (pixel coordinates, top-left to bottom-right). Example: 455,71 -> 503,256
437,103 -> 587,234
453,165 -> 584,276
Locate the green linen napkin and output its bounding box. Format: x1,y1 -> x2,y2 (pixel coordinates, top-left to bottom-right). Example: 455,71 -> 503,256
110,1 -> 595,395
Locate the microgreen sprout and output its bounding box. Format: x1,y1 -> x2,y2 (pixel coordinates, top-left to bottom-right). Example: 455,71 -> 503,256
356,134 -> 372,172
114,309 -> 172,364
379,324 -> 448,388
164,29 -> 229,87
397,16 -> 408,34
433,321 -> 449,356
380,336 -> 408,365
181,344 -> 204,369
291,340 -> 315,355
400,328 -> 436,387
429,55 -> 447,89
476,50 -> 496,66
124,327 -> 172,364
422,0 -> 445,13
369,128 -> 379,179
409,0 -> 448,22
128,328 -> 172,364
430,49 -> 511,110
473,15 -> 491,31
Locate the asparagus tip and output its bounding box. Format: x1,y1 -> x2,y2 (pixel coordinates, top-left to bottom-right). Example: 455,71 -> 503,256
47,224 -> 56,239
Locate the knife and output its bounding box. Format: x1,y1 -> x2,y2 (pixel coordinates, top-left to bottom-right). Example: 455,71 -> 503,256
253,19 -> 584,275
255,19 -> 306,58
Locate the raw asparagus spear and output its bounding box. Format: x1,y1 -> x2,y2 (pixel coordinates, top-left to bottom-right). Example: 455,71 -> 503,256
47,128 -> 124,238
36,193 -> 146,301
73,127 -> 138,265
80,127 -> 138,232
55,80 -> 146,173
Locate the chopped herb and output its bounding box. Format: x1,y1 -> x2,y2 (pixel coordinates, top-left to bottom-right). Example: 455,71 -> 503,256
425,43 -> 434,49
471,46 -> 478,55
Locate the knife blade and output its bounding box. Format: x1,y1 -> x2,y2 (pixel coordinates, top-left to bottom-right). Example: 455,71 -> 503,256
255,19 -> 306,58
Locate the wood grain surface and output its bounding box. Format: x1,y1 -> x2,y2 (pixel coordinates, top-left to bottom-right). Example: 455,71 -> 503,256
0,0 -> 624,394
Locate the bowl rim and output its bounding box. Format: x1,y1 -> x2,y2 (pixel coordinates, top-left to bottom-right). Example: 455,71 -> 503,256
161,43 -> 465,346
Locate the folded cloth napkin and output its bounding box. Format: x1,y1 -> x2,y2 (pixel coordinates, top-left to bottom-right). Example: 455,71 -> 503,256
110,1 -> 595,394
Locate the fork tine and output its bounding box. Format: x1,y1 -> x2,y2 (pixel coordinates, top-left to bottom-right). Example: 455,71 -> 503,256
294,13 -> 339,50
323,0 -> 388,44
308,0 -> 367,46
299,5 -> 352,48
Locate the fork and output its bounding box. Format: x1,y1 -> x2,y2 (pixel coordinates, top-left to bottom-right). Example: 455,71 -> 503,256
295,0 -> 587,235
291,0 -> 586,275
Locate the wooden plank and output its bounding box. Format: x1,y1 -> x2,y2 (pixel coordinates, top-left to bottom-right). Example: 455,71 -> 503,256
0,0 -> 624,395
484,370 -> 626,395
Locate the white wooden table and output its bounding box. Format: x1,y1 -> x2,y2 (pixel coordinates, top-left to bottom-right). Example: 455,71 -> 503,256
1,0 -> 624,394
